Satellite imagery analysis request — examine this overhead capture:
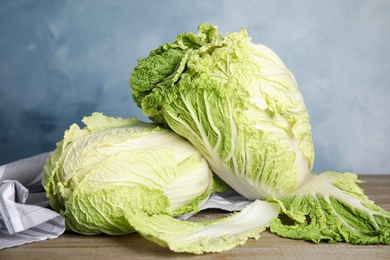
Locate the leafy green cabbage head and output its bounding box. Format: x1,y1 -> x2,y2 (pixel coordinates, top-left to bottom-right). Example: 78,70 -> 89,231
130,23 -> 390,246
42,112 -> 213,235
130,23 -> 314,200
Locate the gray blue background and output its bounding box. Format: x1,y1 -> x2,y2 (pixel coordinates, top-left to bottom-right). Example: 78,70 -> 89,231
0,0 -> 389,174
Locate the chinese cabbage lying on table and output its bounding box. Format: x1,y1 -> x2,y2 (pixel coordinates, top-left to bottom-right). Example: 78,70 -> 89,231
130,23 -> 390,245
42,112 -> 280,254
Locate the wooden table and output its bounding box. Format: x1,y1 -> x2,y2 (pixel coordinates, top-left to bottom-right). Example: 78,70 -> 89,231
1,175 -> 389,260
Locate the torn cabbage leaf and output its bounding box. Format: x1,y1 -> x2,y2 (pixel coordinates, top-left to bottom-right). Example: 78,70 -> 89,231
128,199 -> 279,254
269,171 -> 390,244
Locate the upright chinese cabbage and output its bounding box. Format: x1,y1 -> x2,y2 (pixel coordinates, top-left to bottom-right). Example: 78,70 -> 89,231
130,23 -> 390,245
42,112 -> 280,254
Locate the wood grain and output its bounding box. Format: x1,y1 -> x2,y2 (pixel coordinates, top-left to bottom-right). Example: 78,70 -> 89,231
1,175 -> 389,260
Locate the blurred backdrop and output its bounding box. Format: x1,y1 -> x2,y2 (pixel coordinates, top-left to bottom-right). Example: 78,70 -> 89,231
0,0 -> 389,174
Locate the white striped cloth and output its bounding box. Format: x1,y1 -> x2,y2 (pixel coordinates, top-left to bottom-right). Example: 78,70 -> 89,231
0,153 -> 65,250
179,190 -> 252,220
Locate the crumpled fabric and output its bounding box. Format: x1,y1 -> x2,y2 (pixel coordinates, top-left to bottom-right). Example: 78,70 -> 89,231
0,153 -> 65,250
179,190 -> 251,220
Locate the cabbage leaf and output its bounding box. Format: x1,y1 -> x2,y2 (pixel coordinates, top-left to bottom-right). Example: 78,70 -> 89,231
127,199 -> 279,254
269,171 -> 390,244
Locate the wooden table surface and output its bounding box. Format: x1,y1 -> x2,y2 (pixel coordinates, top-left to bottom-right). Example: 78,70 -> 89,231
1,175 -> 389,260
